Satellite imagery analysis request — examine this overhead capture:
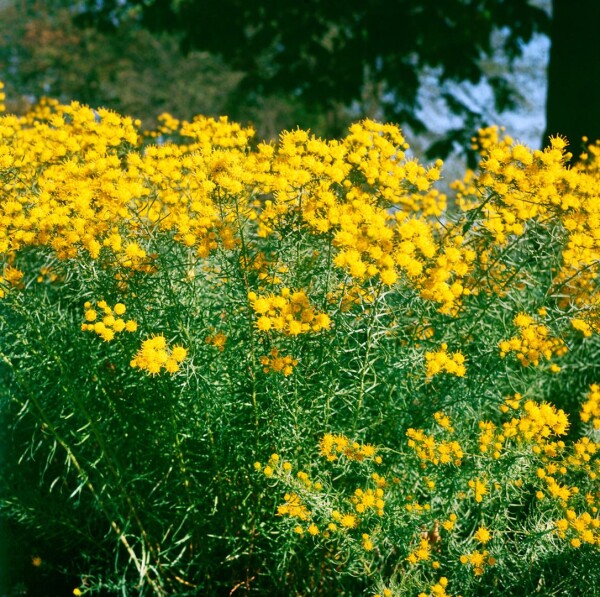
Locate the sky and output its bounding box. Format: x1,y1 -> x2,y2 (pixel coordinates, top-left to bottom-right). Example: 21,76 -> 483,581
417,32 -> 550,151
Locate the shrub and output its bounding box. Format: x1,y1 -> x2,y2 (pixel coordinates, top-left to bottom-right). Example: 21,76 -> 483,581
1,91 -> 599,595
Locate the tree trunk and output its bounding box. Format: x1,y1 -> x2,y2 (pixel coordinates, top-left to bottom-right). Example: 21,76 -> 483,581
544,0 -> 600,158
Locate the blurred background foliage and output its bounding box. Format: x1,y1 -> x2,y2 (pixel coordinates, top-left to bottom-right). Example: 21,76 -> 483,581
4,0 -> 599,162
0,0 -> 351,141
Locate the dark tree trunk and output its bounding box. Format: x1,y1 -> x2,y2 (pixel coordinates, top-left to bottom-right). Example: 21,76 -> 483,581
544,0 -> 600,157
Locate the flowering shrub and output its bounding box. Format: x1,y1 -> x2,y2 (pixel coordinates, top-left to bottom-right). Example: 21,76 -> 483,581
1,88 -> 599,595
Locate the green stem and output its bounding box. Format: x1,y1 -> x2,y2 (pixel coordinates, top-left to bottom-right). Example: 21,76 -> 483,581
0,348 -> 166,595
352,283 -> 383,434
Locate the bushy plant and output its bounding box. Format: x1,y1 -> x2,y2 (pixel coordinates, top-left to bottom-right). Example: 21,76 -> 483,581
1,89 -> 599,595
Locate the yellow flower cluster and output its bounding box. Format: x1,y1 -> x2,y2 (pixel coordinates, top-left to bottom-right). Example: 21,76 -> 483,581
255,454 -> 324,491
571,317 -> 593,337
433,411 -> 454,432
406,429 -> 464,466
459,549 -> 496,576
248,289 -> 331,335
295,470 -> 316,490
554,508 -> 600,548
81,300 -> 137,342
479,399 -> 570,465
502,400 -> 569,443
129,334 -> 187,375
499,392 -> 522,413
319,433 -> 380,463
255,454 -> 334,539
360,533 -> 374,551
351,487 -> 385,516
536,466 -> 576,504
477,421 -> 499,457
581,384 -> 600,429
19,90 -> 591,330
180,113 -> 255,151
459,126 -> 600,318
498,313 -> 567,367
466,128 -> 572,243
425,344 -> 466,378
255,453 -> 279,478
256,442 -> 390,545
260,348 -> 298,376
468,478 -> 489,503
331,509 -> 358,529
0,101 -> 142,260
417,577 -> 455,597
419,237 -> 476,315
0,81 -> 5,113
405,500 -> 432,513
1,91 -> 488,317
277,492 -> 311,521
568,438 -> 599,479
406,538 -> 432,564
0,265 -> 24,298
441,513 -> 458,532
145,112 -> 180,139
255,122 -> 447,298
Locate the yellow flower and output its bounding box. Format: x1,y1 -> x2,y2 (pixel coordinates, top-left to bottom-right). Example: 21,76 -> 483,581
125,320 -> 138,332
113,303 -> 126,315
112,319 -> 126,332
307,523 -> 319,536
165,358 -> 180,373
340,514 -> 357,528
171,345 -> 188,362
474,526 -> 492,543
256,316 -> 272,331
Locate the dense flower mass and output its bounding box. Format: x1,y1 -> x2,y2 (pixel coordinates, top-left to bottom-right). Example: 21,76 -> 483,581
0,98 -> 483,319
2,97 -> 599,327
129,334 -> 187,375
498,313 -> 567,367
81,299 -> 138,341
581,384 -> 600,429
319,433 -> 380,462
425,344 -> 466,377
249,289 -> 331,335
2,84 -> 600,596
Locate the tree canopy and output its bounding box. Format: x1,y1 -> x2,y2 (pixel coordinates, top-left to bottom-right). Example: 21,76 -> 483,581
80,0 -> 552,148
3,0 -> 598,156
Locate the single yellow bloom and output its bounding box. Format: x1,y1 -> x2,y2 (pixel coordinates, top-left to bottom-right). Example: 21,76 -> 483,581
474,526 -> 492,543
114,303 -> 126,315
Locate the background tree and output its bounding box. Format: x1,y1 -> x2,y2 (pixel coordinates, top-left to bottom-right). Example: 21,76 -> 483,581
77,0 -> 557,150
3,1 -> 598,155
544,0 -> 600,156
0,1 -> 244,127
86,0 -> 600,155
0,1 -> 346,138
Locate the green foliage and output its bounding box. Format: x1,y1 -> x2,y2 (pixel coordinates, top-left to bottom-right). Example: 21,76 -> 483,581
0,102 -> 599,595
